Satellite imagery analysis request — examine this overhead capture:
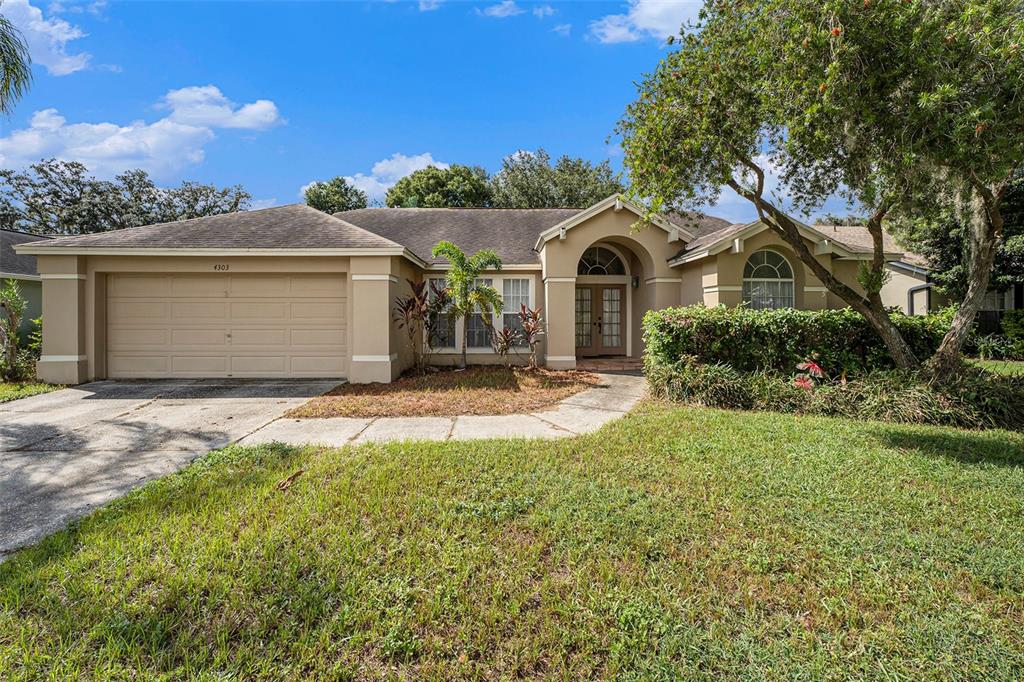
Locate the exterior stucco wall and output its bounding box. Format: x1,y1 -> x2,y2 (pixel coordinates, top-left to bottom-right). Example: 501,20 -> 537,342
538,208 -> 685,368
880,265 -> 928,314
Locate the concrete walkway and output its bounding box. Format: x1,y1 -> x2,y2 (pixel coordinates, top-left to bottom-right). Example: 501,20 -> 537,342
239,372 -> 647,446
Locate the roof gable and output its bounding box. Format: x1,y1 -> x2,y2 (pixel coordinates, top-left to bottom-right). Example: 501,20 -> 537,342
533,195 -> 697,252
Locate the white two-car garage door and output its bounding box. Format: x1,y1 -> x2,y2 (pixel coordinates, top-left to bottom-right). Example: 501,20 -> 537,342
106,273 -> 347,378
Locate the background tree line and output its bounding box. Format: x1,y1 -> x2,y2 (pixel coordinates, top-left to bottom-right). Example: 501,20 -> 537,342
303,148 -> 625,213
0,160 -> 251,236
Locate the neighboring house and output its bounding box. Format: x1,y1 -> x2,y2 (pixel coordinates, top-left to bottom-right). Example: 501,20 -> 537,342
1,229 -> 50,339
15,195 -> 942,385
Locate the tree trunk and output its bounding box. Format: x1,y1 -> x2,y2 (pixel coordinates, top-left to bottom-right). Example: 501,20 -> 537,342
726,176 -> 920,369
460,315 -> 468,370
928,183 -> 1005,375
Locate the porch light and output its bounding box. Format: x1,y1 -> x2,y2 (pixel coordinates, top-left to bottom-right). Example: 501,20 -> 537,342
632,275 -> 640,289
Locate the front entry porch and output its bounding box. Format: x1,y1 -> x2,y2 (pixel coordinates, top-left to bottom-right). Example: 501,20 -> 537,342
574,283 -> 627,358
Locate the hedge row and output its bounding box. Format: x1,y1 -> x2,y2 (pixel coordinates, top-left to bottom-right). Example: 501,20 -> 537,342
643,305 -> 952,376
646,358 -> 1024,431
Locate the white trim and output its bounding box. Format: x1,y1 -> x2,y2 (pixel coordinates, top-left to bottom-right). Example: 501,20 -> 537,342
351,354 -> 398,362
351,274 -> 398,282
0,271 -> 41,281
13,245 -> 428,268
645,277 -> 682,284
40,273 -> 86,280
703,285 -> 742,293
888,260 -> 930,276
543,276 -> 577,283
804,286 -> 828,293
545,356 -> 577,362
40,354 -> 86,362
534,194 -> 694,252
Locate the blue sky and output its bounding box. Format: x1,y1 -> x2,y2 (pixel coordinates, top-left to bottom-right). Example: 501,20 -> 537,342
0,0 -> 845,223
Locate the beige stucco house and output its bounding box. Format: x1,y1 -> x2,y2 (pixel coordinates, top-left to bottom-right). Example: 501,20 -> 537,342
16,195 -> 940,385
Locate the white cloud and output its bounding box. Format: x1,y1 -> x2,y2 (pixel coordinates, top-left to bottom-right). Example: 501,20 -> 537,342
3,0 -> 91,75
532,4 -> 554,18
0,87 -> 283,178
418,0 -> 442,10
552,23 -> 571,37
335,152 -> 449,203
589,0 -> 701,44
160,85 -> 282,130
249,198 -> 278,210
478,1 -> 523,18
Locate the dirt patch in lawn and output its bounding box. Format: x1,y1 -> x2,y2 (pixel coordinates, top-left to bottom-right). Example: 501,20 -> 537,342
287,367 -> 602,418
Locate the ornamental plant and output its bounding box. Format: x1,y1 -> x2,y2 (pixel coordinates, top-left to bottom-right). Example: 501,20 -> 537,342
517,304 -> 545,369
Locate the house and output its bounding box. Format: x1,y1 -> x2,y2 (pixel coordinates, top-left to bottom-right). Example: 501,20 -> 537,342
1,229 -> 50,339
15,195 -> 943,385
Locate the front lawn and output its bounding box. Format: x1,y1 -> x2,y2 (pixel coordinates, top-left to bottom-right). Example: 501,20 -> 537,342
3,404 -> 1023,678
0,382 -> 58,404
288,366 -> 600,417
975,359 -> 1024,376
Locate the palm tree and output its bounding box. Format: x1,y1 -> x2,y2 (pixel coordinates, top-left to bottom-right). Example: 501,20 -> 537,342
0,11 -> 31,114
430,240 -> 503,369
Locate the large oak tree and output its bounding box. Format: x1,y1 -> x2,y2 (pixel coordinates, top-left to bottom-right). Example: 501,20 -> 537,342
618,0 -> 1024,371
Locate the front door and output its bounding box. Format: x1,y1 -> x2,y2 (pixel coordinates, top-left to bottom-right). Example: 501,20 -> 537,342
575,284 -> 626,357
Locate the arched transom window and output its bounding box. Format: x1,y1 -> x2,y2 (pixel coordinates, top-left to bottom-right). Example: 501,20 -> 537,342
742,249 -> 794,309
577,246 -> 626,276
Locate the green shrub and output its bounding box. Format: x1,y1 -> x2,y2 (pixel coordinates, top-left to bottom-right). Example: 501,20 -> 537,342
647,356 -> 1023,431
1002,309 -> 1024,341
975,334 -> 1024,361
643,305 -> 951,376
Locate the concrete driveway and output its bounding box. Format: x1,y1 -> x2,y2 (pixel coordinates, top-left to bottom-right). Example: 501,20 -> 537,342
0,379 -> 336,559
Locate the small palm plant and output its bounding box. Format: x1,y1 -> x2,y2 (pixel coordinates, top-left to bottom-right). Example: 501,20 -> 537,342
431,240 -> 503,370
518,304 -> 545,370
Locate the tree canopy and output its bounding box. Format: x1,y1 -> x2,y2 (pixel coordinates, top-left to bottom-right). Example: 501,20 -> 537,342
894,172 -> 1024,300
0,13 -> 31,115
303,176 -> 368,214
618,0 -> 1024,370
0,159 -> 250,235
385,165 -> 492,208
490,148 -> 625,208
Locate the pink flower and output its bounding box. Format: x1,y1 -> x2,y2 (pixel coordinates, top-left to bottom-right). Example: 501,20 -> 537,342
794,375 -> 814,391
796,358 -> 825,378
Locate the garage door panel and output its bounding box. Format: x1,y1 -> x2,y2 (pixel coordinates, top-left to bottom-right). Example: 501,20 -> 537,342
171,275 -> 227,297
108,328 -> 170,349
290,329 -> 345,347
230,275 -> 290,296
233,301 -> 285,319
109,300 -> 169,320
230,329 -> 288,346
291,275 -> 346,296
172,356 -> 229,374
292,301 -> 346,320
170,329 -> 228,347
108,355 -> 170,375
107,273 -> 347,379
108,275 -> 170,297
292,356 -> 346,374
171,301 -> 227,319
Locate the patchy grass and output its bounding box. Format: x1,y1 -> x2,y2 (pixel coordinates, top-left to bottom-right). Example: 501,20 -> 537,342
975,359 -> 1024,376
288,366 -> 601,417
3,403 -> 1024,679
0,382 -> 58,404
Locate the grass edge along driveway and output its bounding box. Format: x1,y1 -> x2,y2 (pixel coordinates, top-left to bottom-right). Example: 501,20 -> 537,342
2,402 -> 1023,679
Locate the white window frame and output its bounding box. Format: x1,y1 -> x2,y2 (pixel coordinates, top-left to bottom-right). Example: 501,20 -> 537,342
741,249 -> 795,310
424,274 -> 537,354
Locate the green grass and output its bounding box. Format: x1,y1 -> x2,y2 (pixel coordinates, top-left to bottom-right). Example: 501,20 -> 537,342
0,382 -> 58,403
2,404 -> 1023,679
975,359 -> 1024,376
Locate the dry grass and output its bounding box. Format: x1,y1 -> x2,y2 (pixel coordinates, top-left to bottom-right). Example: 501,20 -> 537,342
287,366 -> 601,418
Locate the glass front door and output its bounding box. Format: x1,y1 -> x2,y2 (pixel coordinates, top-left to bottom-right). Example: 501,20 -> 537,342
575,284 -> 626,356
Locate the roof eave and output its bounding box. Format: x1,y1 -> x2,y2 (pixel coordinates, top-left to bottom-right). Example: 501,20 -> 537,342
534,194 -> 695,252
12,244 -> 427,267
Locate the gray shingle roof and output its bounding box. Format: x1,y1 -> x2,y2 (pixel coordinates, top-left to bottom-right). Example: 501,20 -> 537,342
338,207 -> 733,266
336,207 -> 580,265
19,204 -> 402,251
1,229 -> 50,276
